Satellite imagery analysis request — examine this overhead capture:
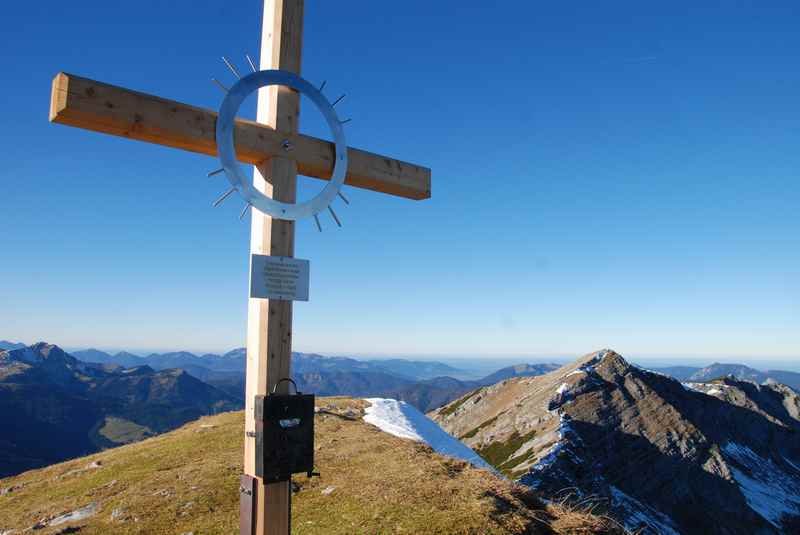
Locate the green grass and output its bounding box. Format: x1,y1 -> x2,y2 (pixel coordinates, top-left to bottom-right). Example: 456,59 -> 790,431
460,413 -> 503,440
0,397 -> 623,535
438,388 -> 480,417
476,429 -> 538,477
96,416 -> 153,444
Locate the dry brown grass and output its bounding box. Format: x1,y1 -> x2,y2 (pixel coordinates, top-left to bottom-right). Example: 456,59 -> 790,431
0,397 -> 625,534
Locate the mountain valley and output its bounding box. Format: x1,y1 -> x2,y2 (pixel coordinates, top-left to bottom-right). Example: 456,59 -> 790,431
0,343 -> 240,477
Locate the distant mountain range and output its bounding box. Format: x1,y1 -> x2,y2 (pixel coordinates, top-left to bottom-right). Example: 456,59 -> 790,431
69,346 -> 560,412
432,350 -> 800,534
288,363 -> 561,413
0,343 -> 240,478
72,347 -> 472,380
0,341 -> 560,477
652,362 -> 800,391
0,340 -> 26,351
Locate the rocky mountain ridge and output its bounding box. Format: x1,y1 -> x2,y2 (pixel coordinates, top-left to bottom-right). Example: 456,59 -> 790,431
685,362 -> 800,391
431,349 -> 800,535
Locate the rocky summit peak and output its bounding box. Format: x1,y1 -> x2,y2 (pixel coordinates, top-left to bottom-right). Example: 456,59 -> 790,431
574,348 -> 625,366
432,349 -> 800,535
561,349 -> 632,383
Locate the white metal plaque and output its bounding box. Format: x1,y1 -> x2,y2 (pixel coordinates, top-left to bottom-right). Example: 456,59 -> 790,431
249,255 -> 310,301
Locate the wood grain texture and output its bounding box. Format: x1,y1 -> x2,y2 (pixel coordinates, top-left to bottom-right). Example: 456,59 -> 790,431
49,72 -> 430,200
244,1 -> 303,534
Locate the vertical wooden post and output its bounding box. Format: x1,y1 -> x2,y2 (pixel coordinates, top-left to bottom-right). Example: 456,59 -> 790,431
243,1 -> 304,534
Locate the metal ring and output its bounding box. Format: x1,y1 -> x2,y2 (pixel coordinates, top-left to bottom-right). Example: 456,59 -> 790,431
216,70 -> 348,221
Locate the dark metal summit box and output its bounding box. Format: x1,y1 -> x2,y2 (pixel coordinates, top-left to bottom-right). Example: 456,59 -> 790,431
254,383 -> 315,483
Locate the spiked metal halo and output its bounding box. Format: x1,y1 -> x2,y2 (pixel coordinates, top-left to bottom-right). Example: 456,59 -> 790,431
214,64 -> 348,224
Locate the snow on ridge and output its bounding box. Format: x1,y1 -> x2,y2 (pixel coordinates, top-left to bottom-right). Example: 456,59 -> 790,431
784,456 -> 800,473
529,413 -> 581,475
683,382 -> 714,394
558,349 -> 612,381
609,486 -> 682,535
362,398 -> 495,472
682,382 -> 733,396
722,442 -> 800,528
555,383 -> 569,395
641,367 -> 671,378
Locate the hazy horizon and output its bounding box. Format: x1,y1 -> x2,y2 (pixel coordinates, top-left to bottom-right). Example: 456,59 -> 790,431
4,337 -> 799,373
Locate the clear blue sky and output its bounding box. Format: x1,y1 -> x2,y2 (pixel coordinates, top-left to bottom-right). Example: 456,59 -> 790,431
1,1 -> 798,364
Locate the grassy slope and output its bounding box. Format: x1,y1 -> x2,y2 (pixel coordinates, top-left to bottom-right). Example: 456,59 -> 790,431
0,397 -> 622,535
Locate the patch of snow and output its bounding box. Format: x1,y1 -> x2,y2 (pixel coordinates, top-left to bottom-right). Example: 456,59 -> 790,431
556,383 -> 569,395
609,486 -> 682,535
682,382 -> 725,396
643,368 -> 670,377
722,442 -> 800,529
49,502 -> 99,527
529,414 -> 582,474
363,398 -> 495,472
562,350 -> 610,380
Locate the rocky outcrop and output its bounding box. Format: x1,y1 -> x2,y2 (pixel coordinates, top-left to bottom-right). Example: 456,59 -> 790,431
431,349 -> 800,535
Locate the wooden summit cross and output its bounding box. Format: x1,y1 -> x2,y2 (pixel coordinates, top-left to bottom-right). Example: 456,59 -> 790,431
48,1 -> 430,534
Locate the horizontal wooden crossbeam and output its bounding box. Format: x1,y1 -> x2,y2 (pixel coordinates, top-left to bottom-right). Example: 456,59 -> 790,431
49,72 -> 431,200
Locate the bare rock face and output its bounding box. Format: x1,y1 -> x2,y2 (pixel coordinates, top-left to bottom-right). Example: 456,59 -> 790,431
430,349 -> 800,535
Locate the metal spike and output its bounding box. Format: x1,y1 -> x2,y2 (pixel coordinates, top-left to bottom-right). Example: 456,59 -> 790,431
207,168 -> 225,177
340,118 -> 352,125
245,54 -> 258,73
314,214 -> 322,232
213,187 -> 237,207
328,205 -> 342,227
318,80 -> 327,92
212,78 -> 229,93
222,56 -> 242,79
239,203 -> 251,220
337,191 -> 350,205
332,94 -> 346,107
